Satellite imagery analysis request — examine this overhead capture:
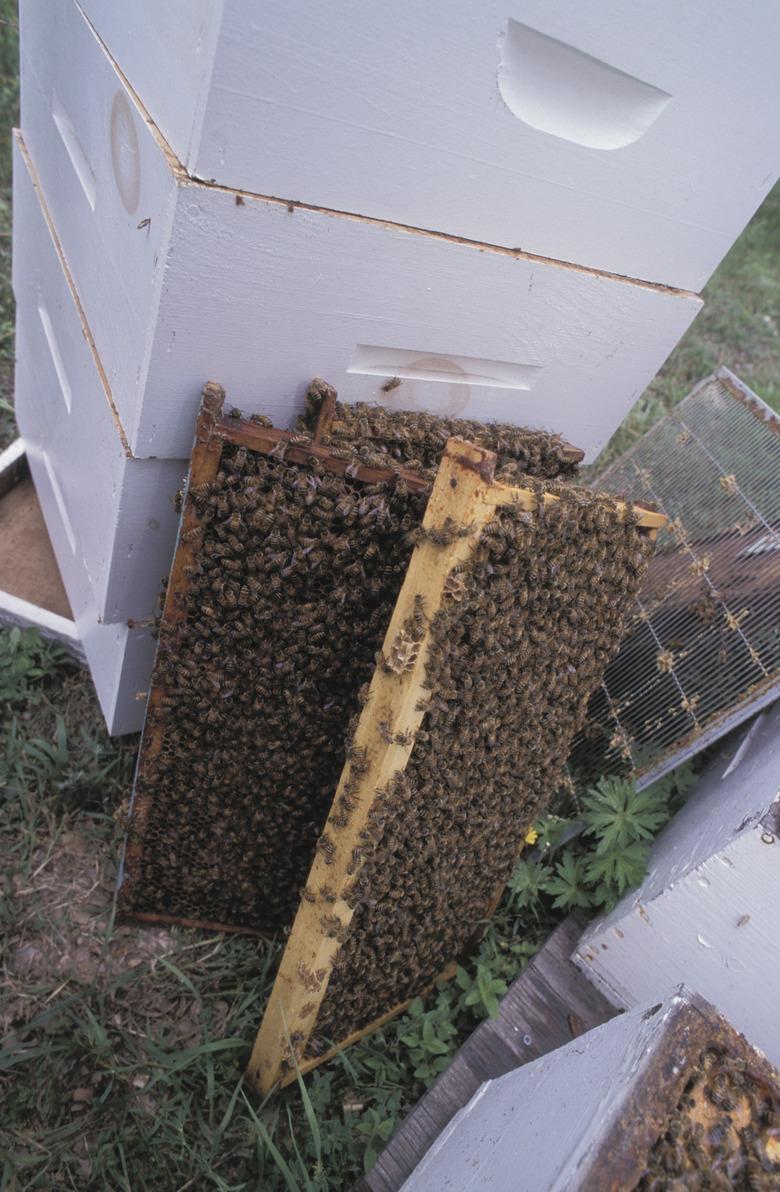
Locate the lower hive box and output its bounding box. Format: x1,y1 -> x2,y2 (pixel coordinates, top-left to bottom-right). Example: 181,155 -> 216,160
401,987 -> 780,1191
249,437 -> 665,1091
119,382 -> 579,934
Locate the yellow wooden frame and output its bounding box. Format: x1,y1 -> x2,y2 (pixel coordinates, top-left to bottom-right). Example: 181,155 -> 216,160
247,437 -> 664,1092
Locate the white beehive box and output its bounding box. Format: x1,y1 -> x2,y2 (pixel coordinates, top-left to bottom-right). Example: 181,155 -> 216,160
12,403 -> 156,737
12,135 -> 185,626
75,0 -> 780,291
402,988 -> 779,1191
19,0 -> 702,463
11,134 -> 174,735
574,700 -> 780,1069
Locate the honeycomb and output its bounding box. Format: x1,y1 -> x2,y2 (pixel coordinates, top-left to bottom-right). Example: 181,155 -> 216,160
637,1046 -> 780,1190
121,387 -> 580,935
306,482 -> 653,1050
299,393 -> 581,482
120,438 -> 428,932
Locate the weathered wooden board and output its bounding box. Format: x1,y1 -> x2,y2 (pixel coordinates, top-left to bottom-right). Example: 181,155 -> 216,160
248,446 -> 663,1093
20,0 -> 701,462
575,700 -> 780,1070
76,0 -> 779,291
359,915 -> 619,1192
12,133 -> 186,625
400,988 -> 780,1191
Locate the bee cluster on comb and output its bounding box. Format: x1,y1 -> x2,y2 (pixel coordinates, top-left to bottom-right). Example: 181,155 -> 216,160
309,488 -> 653,1050
119,384 -> 581,934
119,392 -> 428,932
638,1046 -> 780,1189
249,438 -> 664,1090
300,391 -> 583,482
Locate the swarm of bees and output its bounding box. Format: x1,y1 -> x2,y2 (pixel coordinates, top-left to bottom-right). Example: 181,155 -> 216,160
121,392 -> 579,933
298,395 -> 581,482
121,436 -> 429,931
637,1046 -> 780,1189
308,482 -> 654,1049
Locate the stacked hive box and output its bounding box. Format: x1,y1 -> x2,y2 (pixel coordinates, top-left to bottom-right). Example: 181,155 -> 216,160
14,0 -> 779,731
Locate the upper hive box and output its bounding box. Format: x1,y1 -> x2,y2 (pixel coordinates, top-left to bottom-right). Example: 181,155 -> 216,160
19,0 -> 701,463
75,0 -> 779,292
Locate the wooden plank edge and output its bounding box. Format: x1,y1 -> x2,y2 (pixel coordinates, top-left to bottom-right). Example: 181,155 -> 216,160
0,587 -> 84,663
484,479 -> 667,530
279,961 -> 460,1087
118,383 -> 226,915
0,437 -> 29,498
213,412 -> 433,495
124,910 -> 267,937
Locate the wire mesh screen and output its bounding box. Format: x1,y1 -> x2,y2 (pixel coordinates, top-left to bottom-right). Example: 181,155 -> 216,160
570,369 -> 780,788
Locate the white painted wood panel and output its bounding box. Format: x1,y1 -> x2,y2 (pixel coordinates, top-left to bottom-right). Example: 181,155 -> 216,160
12,136 -> 186,624
68,0 -> 222,171
20,0 -> 178,440
16,430 -> 155,737
76,0 -> 780,291
574,702 -> 780,1069
403,990 -> 771,1191
18,2 -> 701,463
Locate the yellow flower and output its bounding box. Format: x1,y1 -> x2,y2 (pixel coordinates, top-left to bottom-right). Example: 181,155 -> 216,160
524,827 -> 538,846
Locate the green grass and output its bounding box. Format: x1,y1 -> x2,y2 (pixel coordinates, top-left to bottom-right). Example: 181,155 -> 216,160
1,2 -> 779,1185
596,185 -> 780,469
0,627 -> 695,1190
0,627 -> 532,1189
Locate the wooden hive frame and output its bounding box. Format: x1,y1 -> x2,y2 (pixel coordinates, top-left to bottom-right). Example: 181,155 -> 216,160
247,437 -> 665,1092
120,382 -> 438,932
121,380 -> 584,932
